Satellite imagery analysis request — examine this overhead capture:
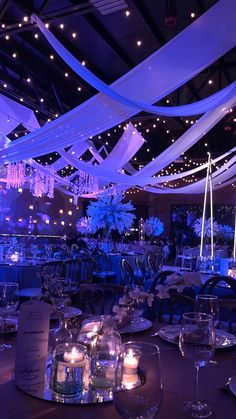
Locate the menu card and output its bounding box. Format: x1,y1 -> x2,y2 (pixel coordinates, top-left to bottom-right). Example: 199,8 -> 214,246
15,300 -> 51,396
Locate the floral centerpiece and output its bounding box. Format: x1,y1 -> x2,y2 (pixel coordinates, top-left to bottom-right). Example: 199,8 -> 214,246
144,216 -> 164,240
217,224 -> 234,243
155,271 -> 202,299
112,287 -> 154,327
86,192 -> 136,238
193,217 -> 219,238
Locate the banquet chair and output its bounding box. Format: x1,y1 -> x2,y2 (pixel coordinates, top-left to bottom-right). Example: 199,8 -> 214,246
175,245 -> 193,268
17,261 -> 65,302
146,255 -> 159,278
91,249 -> 116,283
77,283 -> 124,315
134,258 -> 149,285
199,276 -> 236,332
120,259 -> 135,286
63,259 -> 81,290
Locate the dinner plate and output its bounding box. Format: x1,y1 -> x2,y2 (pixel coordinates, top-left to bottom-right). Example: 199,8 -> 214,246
229,375 -> 236,396
158,325 -> 236,349
119,317 -> 152,334
50,306 -> 82,320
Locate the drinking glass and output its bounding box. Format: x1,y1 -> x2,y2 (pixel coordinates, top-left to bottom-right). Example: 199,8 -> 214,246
179,312 -> 216,418
195,295 -> 219,367
113,341 -> 163,418
195,295 -> 219,328
0,282 -> 19,350
49,277 -> 72,347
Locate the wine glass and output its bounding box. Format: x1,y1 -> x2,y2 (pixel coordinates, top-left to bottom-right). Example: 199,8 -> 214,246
113,341 -> 163,418
0,282 -> 19,350
195,295 -> 219,328
195,295 -> 219,367
179,312 -> 216,418
48,277 -> 72,348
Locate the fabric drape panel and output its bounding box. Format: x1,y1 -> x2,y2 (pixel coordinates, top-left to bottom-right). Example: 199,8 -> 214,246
50,90 -> 236,187
0,94 -> 40,134
1,0 -> 236,162
32,2 -> 236,117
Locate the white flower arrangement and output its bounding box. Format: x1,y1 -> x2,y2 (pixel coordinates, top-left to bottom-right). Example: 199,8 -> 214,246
217,224 -> 234,241
144,216 -> 164,238
155,272 -> 202,299
193,217 -> 219,238
112,287 -> 154,319
76,216 -> 95,235
86,192 -> 136,235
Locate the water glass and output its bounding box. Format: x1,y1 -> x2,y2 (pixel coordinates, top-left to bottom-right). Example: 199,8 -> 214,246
113,341 -> 163,418
0,282 -> 19,350
195,295 -> 219,328
179,312 -> 216,418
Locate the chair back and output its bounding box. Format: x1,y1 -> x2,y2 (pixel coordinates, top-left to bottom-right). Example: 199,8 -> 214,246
146,255 -> 159,278
78,283 -> 124,315
135,258 -> 147,285
182,246 -> 192,257
120,259 -> 135,286
199,276 -> 236,332
64,259 -> 81,289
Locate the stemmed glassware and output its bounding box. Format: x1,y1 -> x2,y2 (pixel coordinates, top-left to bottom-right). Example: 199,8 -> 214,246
179,312 -> 216,418
48,277 -> 72,347
195,295 -> 219,328
0,282 -> 19,350
195,295 -> 219,367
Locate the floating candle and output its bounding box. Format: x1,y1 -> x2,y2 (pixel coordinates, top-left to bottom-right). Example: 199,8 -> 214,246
63,346 -> 84,363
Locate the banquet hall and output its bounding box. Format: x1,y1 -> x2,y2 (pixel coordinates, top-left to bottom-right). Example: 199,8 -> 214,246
0,0 -> 236,418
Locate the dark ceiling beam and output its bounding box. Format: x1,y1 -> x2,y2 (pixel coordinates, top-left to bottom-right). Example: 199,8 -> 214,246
50,83 -> 65,114
0,2 -> 94,37
219,57 -> 232,85
83,13 -> 136,69
133,0 -> 201,103
0,0 -> 11,21
38,0 -> 50,15
0,48 -> 70,116
132,0 -> 166,46
52,26 -> 105,85
196,0 -> 206,14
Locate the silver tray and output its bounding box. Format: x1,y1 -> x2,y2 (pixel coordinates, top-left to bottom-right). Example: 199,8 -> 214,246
16,358 -> 144,405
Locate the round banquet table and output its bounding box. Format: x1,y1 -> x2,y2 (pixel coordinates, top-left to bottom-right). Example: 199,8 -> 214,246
108,253 -> 145,284
1,323 -> 236,419
0,262 -> 41,288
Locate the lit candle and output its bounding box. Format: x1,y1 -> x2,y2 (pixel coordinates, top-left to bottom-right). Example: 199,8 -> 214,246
64,346 -> 84,363
123,348 -> 140,374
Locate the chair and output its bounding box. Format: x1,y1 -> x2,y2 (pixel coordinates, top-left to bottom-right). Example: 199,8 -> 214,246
175,245 -> 193,268
134,258 -> 148,285
17,261 -> 65,301
146,255 -> 159,278
63,259 -> 81,290
199,276 -> 236,332
120,259 -> 135,286
77,283 -> 124,315
92,249 -> 116,283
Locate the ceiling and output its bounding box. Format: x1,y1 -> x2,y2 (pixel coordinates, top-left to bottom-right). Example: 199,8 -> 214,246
0,0 -> 235,184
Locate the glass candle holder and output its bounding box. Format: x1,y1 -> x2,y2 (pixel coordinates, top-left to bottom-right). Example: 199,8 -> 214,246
122,344 -> 142,389
51,343 -> 89,398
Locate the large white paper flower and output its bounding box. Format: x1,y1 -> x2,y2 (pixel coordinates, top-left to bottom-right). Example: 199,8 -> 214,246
86,192 -> 136,235
217,224 -> 234,241
193,217 -> 219,238
144,216 -> 164,237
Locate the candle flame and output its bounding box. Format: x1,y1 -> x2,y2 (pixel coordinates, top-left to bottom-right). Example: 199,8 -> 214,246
127,348 -> 134,358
